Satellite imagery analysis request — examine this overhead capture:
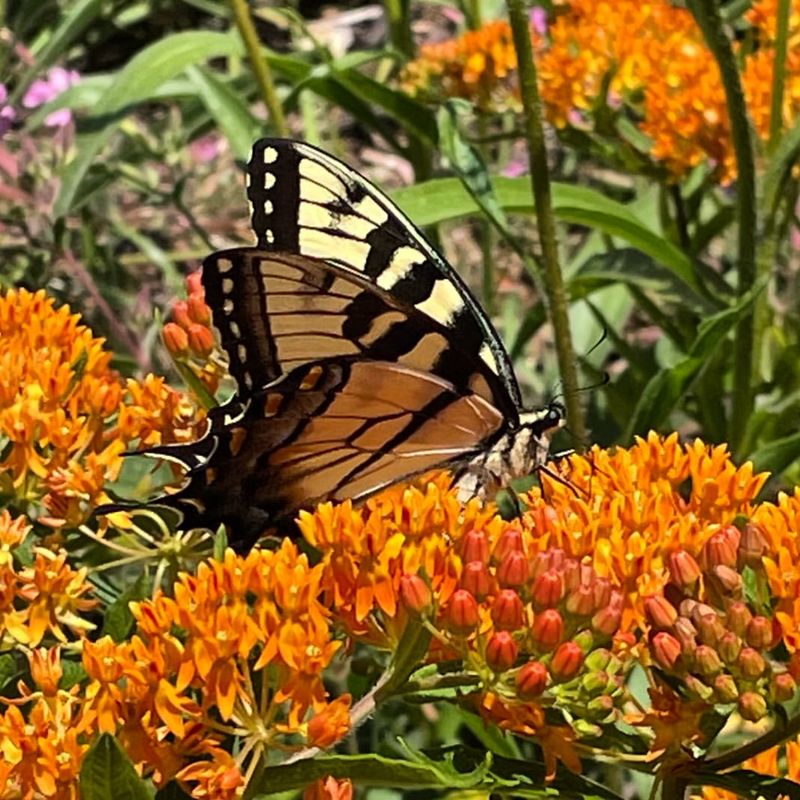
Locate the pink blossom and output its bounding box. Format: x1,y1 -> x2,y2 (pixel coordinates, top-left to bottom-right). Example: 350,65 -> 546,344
22,67 -> 80,127
0,84 -> 15,136
530,7 -> 548,36
190,134 -> 222,163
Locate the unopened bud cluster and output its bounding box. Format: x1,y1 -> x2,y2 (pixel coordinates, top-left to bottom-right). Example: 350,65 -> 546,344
402,526 -> 631,732
646,523 -> 795,722
162,271 -> 223,392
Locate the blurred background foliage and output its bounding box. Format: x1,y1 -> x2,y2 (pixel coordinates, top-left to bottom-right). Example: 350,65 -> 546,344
1,0 -> 799,485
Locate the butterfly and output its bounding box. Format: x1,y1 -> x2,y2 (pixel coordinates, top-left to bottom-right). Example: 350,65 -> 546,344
110,139 -> 563,550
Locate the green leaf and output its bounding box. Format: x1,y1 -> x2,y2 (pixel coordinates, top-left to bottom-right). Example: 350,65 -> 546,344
693,768 -> 800,800
61,659 -> 87,690
391,177 -> 701,293
54,31 -> 244,217
0,652 -> 22,694
750,432 -> 800,475
375,615 -> 433,703
185,66 -> 261,162
102,572 -> 152,642
80,734 -> 153,800
763,112 -> 800,222
11,0 -> 104,105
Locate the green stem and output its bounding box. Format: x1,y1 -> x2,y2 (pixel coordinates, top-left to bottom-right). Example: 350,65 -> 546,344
466,0 -> 483,28
704,712 -> 800,773
229,0 -> 288,136
768,0 -> 791,152
688,0 -> 758,456
384,0 -> 414,59
506,0 -> 586,445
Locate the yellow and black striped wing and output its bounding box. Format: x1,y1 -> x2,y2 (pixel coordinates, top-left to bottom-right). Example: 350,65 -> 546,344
211,138 -> 523,413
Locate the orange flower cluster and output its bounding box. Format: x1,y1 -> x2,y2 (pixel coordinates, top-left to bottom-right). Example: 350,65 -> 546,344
0,541 -> 349,798
400,20 -> 528,113
401,2 -> 800,182
0,509 -> 96,649
162,271 -> 226,396
0,288 -> 204,528
298,433 -> 800,768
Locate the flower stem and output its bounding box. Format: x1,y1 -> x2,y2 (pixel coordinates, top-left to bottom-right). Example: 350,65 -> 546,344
506,0 -> 586,445
768,0 -> 791,152
229,0 -> 288,136
384,0 -> 414,58
687,0 -> 758,456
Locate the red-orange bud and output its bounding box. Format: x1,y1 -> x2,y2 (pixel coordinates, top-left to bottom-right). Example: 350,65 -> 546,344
710,564 -> 743,595
692,604 -> 724,646
163,322 -> 189,355
738,691 -> 768,722
592,579 -> 612,610
592,601 -> 622,637
551,641 -> 584,681
772,672 -> 797,702
645,595 -> 678,630
726,601 -> 753,637
652,632 -> 682,670
531,547 -> 566,578
448,590 -> 479,632
497,550 -> 529,589
738,647 -> 766,679
188,293 -> 212,325
789,651 -> 800,681
531,568 -> 564,609
186,270 -> 204,296
693,644 -> 723,677
740,522 -> 767,568
486,631 -> 518,672
492,589 -> 525,631
187,323 -> 214,357
718,632 -> 742,664
172,299 -> 192,329
400,574 -> 432,614
713,673 -> 739,703
461,561 -> 492,600
493,526 -> 523,562
566,585 -> 595,617
531,609 -> 564,651
745,616 -> 774,650
462,529 -> 489,564
703,526 -> 740,569
673,617 -> 698,655
669,549 -> 701,588
516,660 -> 548,698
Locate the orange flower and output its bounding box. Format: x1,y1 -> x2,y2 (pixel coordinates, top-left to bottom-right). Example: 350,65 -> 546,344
304,776 -> 354,800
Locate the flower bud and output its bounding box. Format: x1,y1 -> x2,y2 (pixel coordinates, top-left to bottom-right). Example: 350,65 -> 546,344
530,547 -> 565,578
492,589 -> 525,631
497,550 -> 529,589
163,322 -> 189,356
703,526 -> 740,569
673,617 -> 698,654
586,694 -> 615,721
738,691 -> 768,722
171,299 -> 192,329
188,293 -> 212,325
493,526 -> 523,562
693,605 -> 724,646
693,644 -> 723,677
462,529 -> 489,564
532,609 -> 563,651
592,603 -> 622,637
713,674 -> 739,703
745,616 -> 774,650
669,549 -> 701,588
562,559 -> 582,592
486,631 -> 518,672
461,561 -> 492,600
516,660 -> 548,698
685,674 -> 714,701
771,672 -> 797,703
718,632 -> 742,664
187,323 -> 214,357
566,585 -> 595,617
186,270 -> 203,296
652,632 -> 682,670
531,568 -> 564,609
529,504 -> 558,536
399,574 -> 432,614
710,565 -> 743,596
592,579 -> 612,610
790,651 -> 800,681
581,669 -> 610,695
726,601 -> 753,637
740,522 -> 767,568
448,590 -> 479,633
551,641 -> 584,681
738,647 -> 766,679
645,595 -> 678,630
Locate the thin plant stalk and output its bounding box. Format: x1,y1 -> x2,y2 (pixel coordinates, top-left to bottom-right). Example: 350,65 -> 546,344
768,0 -> 791,152
229,0 -> 288,136
688,0 -> 758,455
506,0 -> 586,445
384,0 -> 414,58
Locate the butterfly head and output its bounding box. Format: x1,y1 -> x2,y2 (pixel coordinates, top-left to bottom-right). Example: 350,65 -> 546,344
512,401 -> 565,475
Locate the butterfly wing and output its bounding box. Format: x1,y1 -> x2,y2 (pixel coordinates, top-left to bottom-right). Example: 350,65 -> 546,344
219,138 -> 523,411
143,357 -> 506,548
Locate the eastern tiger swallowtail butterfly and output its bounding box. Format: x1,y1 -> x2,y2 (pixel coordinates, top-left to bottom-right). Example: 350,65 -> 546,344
104,139 -> 563,549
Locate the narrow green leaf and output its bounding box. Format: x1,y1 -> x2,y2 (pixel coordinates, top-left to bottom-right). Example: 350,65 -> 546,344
763,112 -> 800,220
693,768 -> 800,800
185,65 -> 261,161
102,572 -> 151,642
80,734 -> 153,800
11,0 -> 104,104
0,652 -> 21,694
55,31 -> 244,217
750,432 -> 800,475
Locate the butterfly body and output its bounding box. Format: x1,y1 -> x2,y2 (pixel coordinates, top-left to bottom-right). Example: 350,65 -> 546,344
109,140 -> 563,549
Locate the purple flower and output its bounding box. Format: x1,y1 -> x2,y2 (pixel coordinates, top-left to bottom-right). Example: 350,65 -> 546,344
530,6 -> 548,36
22,67 -> 80,127
190,134 -> 222,163
0,84 -> 16,136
